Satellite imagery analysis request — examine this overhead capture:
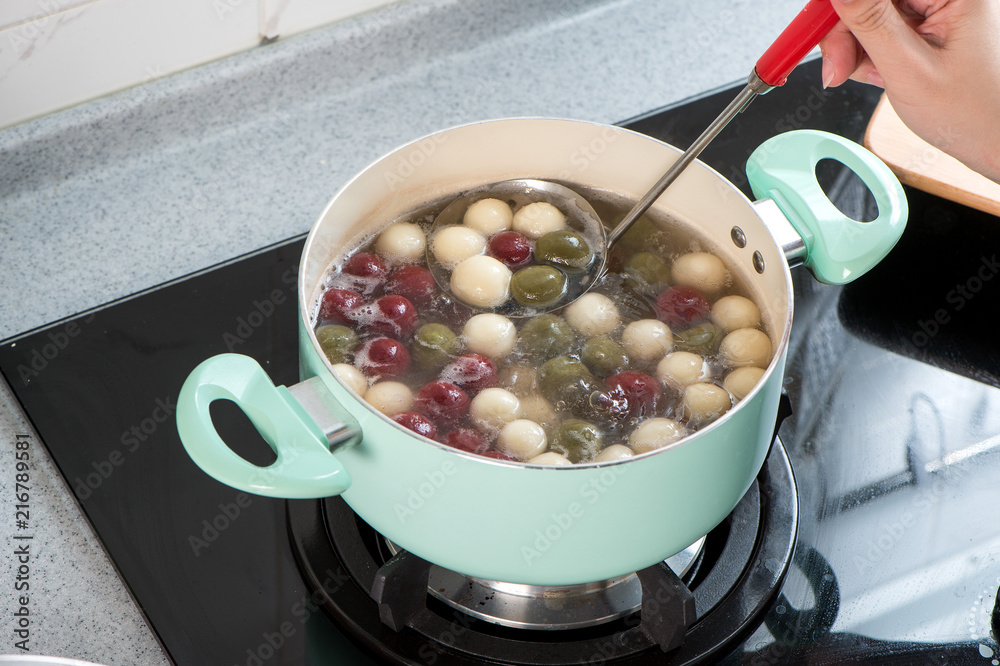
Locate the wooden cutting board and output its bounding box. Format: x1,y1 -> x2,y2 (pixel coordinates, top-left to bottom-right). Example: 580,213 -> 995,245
864,94 -> 1000,217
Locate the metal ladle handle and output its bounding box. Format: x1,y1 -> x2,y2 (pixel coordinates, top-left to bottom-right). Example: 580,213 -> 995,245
606,0 -> 840,248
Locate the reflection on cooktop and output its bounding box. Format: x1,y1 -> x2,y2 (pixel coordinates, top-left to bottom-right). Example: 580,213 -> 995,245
839,188 -> 1000,387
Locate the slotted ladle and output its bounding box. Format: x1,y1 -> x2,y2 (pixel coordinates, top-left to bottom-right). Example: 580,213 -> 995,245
427,0 -> 841,317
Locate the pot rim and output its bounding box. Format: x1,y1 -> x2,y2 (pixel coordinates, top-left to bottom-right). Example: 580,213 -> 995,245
298,116 -> 795,469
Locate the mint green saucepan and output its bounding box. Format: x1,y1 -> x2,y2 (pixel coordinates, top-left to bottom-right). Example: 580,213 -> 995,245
176,118 -> 906,586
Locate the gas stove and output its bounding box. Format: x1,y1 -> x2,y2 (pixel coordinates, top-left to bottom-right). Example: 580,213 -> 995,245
2,60 -> 999,665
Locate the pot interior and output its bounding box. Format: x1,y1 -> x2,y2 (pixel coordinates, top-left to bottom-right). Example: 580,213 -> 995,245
299,117 -> 792,452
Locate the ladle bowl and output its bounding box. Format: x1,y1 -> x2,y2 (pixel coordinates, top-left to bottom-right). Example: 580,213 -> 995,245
425,178 -> 608,317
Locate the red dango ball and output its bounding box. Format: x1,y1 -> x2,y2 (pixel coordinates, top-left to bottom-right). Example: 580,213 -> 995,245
342,252 -> 388,295
655,286 -> 710,330
319,288 -> 364,325
414,380 -> 470,427
392,411 -> 438,440
604,371 -> 661,419
355,295 -> 418,339
443,427 -> 489,455
488,231 -> 533,269
385,265 -> 436,307
356,337 -> 411,380
441,353 -> 497,392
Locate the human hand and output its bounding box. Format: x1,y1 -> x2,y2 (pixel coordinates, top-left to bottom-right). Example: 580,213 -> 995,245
819,0 -> 1000,181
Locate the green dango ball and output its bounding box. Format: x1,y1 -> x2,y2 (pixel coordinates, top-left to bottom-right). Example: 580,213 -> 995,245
316,325 -> 359,364
615,215 -> 667,255
674,321 -> 724,356
623,252 -> 671,290
538,355 -> 600,410
580,335 -> 630,377
510,265 -> 567,308
412,323 -> 459,369
518,314 -> 575,360
535,230 -> 594,272
551,419 -> 604,463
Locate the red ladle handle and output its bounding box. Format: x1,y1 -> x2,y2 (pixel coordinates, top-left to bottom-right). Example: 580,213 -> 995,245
755,0 -> 840,88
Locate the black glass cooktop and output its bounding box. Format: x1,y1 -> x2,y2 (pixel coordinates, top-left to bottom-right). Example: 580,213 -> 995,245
2,59 -> 999,665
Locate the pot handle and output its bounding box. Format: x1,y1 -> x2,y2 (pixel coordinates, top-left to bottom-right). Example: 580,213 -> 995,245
746,129 -> 907,284
176,353 -> 358,498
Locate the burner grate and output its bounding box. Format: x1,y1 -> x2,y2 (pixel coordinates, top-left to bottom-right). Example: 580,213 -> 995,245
286,437 -> 798,665
380,534 -> 706,632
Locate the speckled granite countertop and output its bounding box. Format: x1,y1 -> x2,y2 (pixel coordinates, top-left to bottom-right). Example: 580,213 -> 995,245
0,0 -> 810,662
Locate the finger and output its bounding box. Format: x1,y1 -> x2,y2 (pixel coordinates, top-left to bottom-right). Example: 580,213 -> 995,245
846,57 -> 885,87
829,0 -> 931,74
819,22 -> 865,87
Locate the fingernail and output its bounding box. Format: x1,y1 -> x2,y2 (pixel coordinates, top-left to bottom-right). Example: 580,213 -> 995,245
822,56 -> 835,89
867,69 -> 885,87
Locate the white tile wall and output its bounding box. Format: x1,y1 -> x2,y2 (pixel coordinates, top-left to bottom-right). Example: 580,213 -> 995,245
0,0 -> 95,30
0,0 -> 399,129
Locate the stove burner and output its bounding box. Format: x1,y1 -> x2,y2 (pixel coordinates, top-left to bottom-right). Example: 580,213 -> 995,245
286,436 -> 798,664
382,536 -> 706,631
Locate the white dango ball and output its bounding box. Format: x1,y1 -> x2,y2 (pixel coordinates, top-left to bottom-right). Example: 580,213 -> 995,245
683,382 -> 732,425
564,293 -> 620,336
450,255 -> 512,308
671,252 -> 728,296
527,451 -> 572,466
621,319 -> 674,362
332,363 -> 368,397
364,381 -> 413,416
629,418 -> 687,454
464,198 -> 513,235
463,313 -> 517,359
497,419 -> 548,460
719,328 -> 772,368
594,444 -> 635,462
656,351 -> 708,387
512,202 -> 566,239
469,387 -> 522,434
374,222 -> 425,263
712,295 -> 761,332
724,366 -> 766,401
432,226 -> 487,269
